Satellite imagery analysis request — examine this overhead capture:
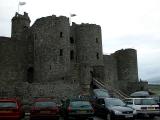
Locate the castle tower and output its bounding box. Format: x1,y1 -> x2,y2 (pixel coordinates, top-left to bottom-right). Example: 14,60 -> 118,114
31,15 -> 70,82
74,23 -> 103,66
71,23 -> 104,93
11,12 -> 31,39
114,48 -> 139,92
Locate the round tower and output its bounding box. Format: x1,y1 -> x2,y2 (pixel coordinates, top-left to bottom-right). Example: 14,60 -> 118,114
73,23 -> 104,94
75,23 -> 103,66
114,48 -> 139,83
11,12 -> 30,39
32,15 -> 70,82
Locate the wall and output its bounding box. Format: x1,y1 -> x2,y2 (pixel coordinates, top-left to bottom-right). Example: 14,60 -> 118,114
103,55 -> 118,88
0,80 -> 80,103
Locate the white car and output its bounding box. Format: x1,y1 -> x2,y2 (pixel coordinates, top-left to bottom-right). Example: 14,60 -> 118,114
124,98 -> 160,119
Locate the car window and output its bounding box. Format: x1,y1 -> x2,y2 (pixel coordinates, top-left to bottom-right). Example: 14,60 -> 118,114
134,99 -> 141,105
70,101 -> 92,108
34,101 -> 56,108
124,99 -> 133,105
94,89 -> 109,97
106,99 -> 125,107
97,99 -> 105,105
142,99 -> 157,105
0,102 -> 17,108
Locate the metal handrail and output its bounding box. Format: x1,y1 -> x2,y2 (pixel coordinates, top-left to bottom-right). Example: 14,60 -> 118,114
92,78 -> 129,99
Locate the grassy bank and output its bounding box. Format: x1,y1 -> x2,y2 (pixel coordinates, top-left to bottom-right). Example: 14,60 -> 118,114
148,84 -> 160,95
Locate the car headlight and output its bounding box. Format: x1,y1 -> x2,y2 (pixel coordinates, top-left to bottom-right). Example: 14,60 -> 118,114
133,110 -> 137,115
114,110 -> 122,115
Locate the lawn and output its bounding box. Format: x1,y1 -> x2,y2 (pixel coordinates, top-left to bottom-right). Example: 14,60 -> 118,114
148,84 -> 160,95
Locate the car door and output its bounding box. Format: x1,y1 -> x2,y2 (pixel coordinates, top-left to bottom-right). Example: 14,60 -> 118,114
95,98 -> 106,116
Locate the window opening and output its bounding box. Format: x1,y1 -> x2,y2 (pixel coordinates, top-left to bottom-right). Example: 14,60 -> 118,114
70,50 -> 74,60
60,49 -> 63,56
96,53 -> 99,59
70,37 -> 74,43
60,32 -> 63,38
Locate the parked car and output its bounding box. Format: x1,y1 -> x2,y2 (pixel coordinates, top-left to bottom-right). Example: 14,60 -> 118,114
94,97 -> 135,120
92,89 -> 110,99
61,98 -> 94,120
0,98 -> 24,120
30,98 -> 60,120
91,89 -> 110,107
124,97 -> 160,119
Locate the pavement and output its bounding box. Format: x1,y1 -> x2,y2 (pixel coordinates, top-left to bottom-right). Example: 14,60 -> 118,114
23,115 -> 160,120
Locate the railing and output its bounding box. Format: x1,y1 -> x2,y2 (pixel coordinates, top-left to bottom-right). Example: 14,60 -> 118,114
92,78 -> 129,99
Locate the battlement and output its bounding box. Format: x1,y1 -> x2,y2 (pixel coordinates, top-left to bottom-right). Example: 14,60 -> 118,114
72,22 -> 101,30
0,37 -> 11,41
115,48 -> 136,54
12,12 -> 30,22
32,15 -> 69,28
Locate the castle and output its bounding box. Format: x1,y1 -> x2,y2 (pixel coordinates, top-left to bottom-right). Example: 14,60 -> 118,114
0,12 -> 148,99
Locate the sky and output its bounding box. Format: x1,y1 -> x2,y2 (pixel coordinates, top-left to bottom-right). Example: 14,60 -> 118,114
0,0 -> 160,84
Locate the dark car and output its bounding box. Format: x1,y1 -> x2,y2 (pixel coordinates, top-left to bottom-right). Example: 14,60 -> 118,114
92,89 -> 110,98
30,98 -> 60,120
61,99 -> 94,120
94,97 -> 135,120
0,98 -> 24,120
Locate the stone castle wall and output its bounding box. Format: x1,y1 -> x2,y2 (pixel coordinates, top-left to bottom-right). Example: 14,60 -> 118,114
103,55 -> 118,88
0,81 -> 80,103
0,12 -> 148,97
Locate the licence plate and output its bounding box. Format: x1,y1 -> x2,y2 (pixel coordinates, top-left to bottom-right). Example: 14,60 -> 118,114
40,111 -> 50,113
125,114 -> 133,118
148,107 -> 155,110
78,110 -> 87,114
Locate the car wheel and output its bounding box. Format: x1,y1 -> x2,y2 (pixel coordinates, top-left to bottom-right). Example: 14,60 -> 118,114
107,113 -> 111,120
149,115 -> 155,119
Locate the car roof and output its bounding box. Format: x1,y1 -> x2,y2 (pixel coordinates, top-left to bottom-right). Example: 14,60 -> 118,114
33,98 -> 55,102
125,98 -> 154,100
0,98 -> 20,102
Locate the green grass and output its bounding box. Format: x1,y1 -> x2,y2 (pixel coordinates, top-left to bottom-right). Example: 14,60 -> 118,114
148,84 -> 160,95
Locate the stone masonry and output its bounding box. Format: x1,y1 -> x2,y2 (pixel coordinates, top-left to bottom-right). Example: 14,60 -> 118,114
0,12 -> 148,100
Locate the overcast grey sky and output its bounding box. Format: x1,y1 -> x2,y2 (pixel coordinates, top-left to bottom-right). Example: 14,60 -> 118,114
0,0 -> 160,83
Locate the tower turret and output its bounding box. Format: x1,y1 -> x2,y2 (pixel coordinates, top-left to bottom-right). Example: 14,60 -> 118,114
11,12 -> 30,39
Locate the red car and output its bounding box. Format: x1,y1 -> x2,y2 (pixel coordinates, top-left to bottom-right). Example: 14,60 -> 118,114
0,98 -> 24,120
30,98 -> 60,120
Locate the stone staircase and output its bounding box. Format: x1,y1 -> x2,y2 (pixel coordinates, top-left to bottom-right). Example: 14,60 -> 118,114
92,78 -> 129,99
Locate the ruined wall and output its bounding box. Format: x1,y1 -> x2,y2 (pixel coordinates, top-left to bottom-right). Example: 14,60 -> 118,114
31,15 -> 70,82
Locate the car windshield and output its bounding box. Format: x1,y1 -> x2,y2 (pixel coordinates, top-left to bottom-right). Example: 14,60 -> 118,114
0,102 -> 17,108
106,99 -> 126,107
135,99 -> 157,105
94,89 -> 109,97
70,101 -> 92,108
34,101 -> 56,108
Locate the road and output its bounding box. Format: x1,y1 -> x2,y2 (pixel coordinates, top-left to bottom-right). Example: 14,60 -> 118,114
24,115 -> 160,120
